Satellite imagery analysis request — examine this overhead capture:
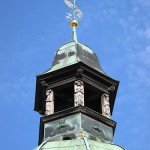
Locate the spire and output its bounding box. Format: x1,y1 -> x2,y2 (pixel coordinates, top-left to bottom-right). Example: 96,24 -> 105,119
64,0 -> 83,43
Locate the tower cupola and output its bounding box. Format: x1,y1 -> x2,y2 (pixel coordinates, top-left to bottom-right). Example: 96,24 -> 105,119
33,1 -> 124,150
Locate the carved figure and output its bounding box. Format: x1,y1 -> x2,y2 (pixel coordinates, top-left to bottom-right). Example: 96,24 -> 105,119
101,93 -> 110,118
74,80 -> 84,106
45,89 -> 54,116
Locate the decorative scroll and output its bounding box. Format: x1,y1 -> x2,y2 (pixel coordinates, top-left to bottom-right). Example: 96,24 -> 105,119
45,89 -> 54,116
50,119 -> 75,136
101,94 -> 110,118
76,68 -> 83,77
74,80 -> 84,106
89,125 -> 106,141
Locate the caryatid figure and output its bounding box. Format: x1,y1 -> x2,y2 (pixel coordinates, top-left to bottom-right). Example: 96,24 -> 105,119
101,93 -> 110,118
74,80 -> 84,106
45,89 -> 54,116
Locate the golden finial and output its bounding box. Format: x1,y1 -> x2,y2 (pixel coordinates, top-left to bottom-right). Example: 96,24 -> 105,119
70,19 -> 79,28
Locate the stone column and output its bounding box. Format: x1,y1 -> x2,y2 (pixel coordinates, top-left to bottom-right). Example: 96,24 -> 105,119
74,80 -> 84,106
45,89 -> 54,116
101,93 -> 110,118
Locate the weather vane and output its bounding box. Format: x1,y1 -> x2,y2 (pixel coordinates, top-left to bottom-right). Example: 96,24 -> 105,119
64,0 -> 83,21
64,0 -> 83,43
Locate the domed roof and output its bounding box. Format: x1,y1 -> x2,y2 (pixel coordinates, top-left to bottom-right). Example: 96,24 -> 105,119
38,139 -> 124,150
44,41 -> 105,74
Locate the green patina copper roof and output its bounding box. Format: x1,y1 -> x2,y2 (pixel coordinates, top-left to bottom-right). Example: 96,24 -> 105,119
39,139 -> 124,150
44,41 -> 105,74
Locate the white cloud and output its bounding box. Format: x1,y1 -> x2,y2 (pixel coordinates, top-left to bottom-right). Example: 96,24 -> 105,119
137,28 -> 150,40
127,45 -> 150,88
132,0 -> 150,7
138,45 -> 150,64
0,76 -> 34,106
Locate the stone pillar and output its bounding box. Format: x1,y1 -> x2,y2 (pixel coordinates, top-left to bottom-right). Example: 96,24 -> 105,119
74,80 -> 84,106
101,93 -> 110,118
45,89 -> 54,116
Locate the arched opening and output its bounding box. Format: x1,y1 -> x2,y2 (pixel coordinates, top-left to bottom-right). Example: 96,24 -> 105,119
63,136 -> 72,140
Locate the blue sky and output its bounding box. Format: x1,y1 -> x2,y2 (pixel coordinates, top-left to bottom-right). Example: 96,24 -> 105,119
0,0 -> 150,149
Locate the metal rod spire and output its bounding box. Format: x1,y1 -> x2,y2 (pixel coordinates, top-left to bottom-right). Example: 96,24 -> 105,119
72,25 -> 77,43
72,0 -> 77,43
73,0 -> 76,19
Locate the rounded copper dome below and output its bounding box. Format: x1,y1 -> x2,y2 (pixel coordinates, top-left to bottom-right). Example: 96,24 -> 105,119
40,139 -> 124,150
